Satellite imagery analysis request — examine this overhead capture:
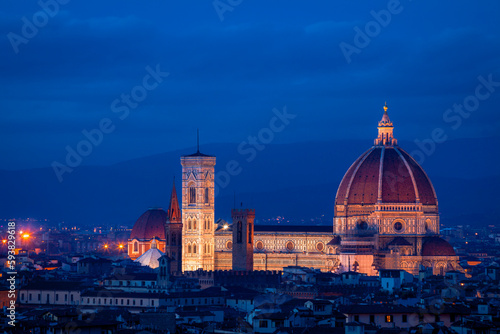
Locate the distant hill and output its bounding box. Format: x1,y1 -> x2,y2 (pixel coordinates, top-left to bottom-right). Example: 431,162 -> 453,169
1,137 -> 499,228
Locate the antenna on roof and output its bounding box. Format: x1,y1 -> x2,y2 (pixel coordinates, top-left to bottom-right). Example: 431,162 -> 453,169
197,129 -> 200,153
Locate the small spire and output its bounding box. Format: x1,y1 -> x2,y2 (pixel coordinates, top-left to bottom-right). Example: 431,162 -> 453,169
384,102 -> 388,114
167,179 -> 181,223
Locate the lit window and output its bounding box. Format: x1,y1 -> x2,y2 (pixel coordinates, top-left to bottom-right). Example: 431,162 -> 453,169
385,315 -> 393,323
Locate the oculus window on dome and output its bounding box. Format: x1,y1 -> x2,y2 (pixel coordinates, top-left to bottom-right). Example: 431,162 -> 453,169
357,221 -> 368,230
316,242 -> 324,252
393,220 -> 405,233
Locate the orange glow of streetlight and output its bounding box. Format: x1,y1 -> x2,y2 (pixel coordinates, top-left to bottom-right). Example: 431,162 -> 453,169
118,244 -> 124,249
104,244 -> 108,249
2,240 -> 6,244
22,234 -> 30,239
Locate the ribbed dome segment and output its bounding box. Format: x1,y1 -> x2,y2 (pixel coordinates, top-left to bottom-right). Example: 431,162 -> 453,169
422,237 -> 456,256
335,146 -> 437,206
130,208 -> 167,240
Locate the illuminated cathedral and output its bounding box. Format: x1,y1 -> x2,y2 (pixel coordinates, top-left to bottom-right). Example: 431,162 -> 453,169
128,104 -> 460,276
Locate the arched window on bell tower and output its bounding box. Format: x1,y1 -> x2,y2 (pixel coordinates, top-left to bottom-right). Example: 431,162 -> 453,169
189,186 -> 196,204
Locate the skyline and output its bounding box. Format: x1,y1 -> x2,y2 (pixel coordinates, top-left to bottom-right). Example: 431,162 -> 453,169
0,1 -> 499,171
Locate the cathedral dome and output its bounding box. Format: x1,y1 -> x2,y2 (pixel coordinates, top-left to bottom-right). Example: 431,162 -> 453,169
335,105 -> 437,208
130,208 -> 167,240
422,237 -> 456,256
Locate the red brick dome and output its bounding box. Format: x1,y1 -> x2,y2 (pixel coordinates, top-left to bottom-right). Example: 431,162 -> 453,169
422,237 -> 456,256
335,105 -> 438,209
335,146 -> 437,206
130,208 -> 167,240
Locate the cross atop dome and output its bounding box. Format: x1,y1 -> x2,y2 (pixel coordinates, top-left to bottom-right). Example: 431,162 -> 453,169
374,103 -> 397,146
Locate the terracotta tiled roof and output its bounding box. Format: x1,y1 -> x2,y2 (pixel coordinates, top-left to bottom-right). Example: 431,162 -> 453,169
387,237 -> 412,246
130,208 -> 167,240
335,146 -> 437,207
422,237 -> 456,256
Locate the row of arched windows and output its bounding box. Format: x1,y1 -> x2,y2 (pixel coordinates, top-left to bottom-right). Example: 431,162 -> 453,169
203,219 -> 212,230
186,218 -> 212,230
187,219 -> 198,230
186,243 -> 197,254
188,185 -> 211,204
185,243 -> 212,255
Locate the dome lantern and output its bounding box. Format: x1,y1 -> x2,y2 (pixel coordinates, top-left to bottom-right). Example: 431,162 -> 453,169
374,103 -> 397,146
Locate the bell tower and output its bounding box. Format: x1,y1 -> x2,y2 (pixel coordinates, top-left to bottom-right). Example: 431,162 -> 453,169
181,137 -> 216,272
232,208 -> 255,271
165,179 -> 183,273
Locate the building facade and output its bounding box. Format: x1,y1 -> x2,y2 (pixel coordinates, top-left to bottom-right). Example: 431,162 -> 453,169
129,104 -> 459,276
